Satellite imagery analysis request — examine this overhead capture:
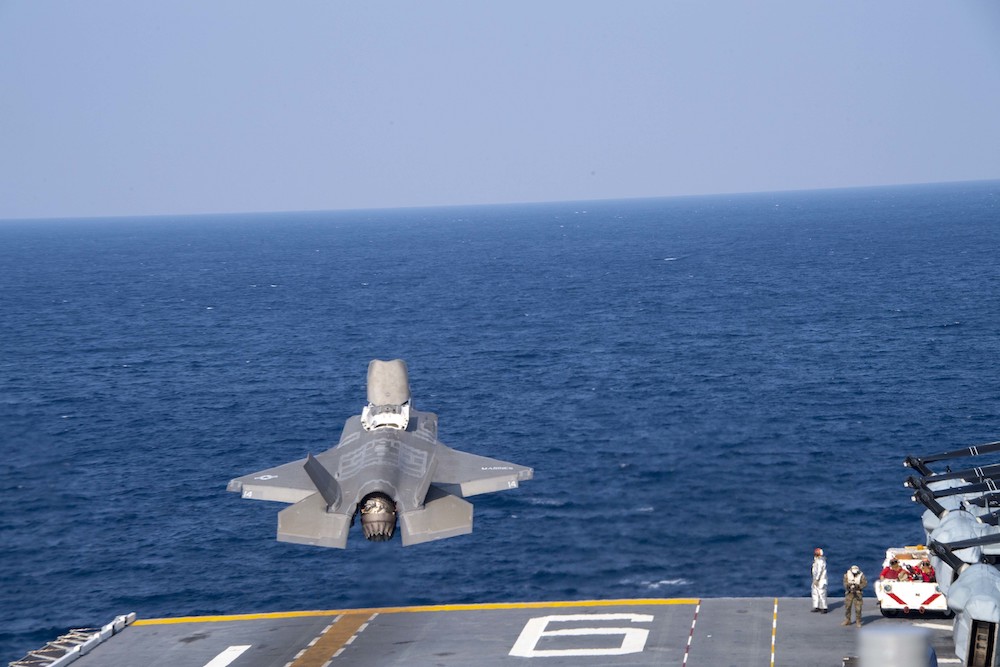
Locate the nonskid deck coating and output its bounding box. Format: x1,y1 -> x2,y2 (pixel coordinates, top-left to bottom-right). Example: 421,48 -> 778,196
65,598 -> 959,667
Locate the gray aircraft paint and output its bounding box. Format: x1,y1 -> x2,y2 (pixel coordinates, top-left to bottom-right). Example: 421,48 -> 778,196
227,360 -> 533,548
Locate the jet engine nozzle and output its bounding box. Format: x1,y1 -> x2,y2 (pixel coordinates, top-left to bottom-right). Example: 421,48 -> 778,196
359,493 -> 397,542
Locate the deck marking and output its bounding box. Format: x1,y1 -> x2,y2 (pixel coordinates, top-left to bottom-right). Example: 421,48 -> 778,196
509,613 -> 653,657
203,645 -> 251,667
133,598 -> 699,625
682,602 -> 699,667
913,621 -> 953,631
288,613 -> 373,667
283,619 -> 340,667
770,598 -> 778,667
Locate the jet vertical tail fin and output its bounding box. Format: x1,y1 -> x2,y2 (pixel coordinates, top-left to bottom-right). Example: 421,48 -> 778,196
304,453 -> 342,511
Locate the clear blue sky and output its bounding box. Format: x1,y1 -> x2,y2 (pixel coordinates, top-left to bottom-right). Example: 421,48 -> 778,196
2,1 -> 999,219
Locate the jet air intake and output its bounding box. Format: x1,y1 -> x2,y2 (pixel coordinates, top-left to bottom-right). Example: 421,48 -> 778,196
359,493 -> 397,541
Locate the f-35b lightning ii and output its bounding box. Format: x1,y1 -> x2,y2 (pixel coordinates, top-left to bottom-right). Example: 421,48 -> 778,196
227,359 -> 533,548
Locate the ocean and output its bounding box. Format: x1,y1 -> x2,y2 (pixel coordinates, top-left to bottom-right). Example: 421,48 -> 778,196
1,181 -> 998,662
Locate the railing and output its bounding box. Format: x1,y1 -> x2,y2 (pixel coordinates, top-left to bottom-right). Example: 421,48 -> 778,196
9,613 -> 135,667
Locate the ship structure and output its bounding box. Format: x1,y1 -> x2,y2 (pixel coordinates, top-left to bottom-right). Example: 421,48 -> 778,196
20,396 -> 997,666
905,439 -> 1000,666
226,359 -> 533,547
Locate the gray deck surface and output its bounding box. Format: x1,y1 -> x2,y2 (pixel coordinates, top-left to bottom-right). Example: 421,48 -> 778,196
64,598 -> 959,667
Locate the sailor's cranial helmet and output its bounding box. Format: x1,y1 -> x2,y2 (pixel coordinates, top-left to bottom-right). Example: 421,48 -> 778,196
814,548 -> 823,556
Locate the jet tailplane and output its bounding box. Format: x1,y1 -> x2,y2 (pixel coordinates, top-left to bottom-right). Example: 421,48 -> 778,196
400,486 -> 473,546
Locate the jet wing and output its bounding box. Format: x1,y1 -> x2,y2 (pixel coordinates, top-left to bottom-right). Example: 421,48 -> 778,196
431,444 -> 534,497
229,451 -> 355,549
226,457 -> 316,504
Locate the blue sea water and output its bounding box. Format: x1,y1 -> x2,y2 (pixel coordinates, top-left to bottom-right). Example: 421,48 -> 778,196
1,181 -> 999,662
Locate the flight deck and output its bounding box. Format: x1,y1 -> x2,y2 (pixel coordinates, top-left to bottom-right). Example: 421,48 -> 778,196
17,598 -> 958,667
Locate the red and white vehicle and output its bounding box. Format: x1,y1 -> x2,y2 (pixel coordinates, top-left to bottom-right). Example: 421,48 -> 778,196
874,546 -> 950,617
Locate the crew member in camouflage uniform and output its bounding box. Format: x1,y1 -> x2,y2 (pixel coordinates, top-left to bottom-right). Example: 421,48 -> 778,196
842,565 -> 867,627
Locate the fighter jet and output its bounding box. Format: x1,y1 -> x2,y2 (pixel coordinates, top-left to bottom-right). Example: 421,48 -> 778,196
227,359 -> 533,548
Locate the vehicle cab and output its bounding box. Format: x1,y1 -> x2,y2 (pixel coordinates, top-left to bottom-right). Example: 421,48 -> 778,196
874,545 -> 950,617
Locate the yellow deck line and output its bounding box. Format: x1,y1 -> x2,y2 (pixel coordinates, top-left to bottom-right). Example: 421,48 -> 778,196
770,598 -> 778,667
288,613 -> 373,667
133,598 -> 700,625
